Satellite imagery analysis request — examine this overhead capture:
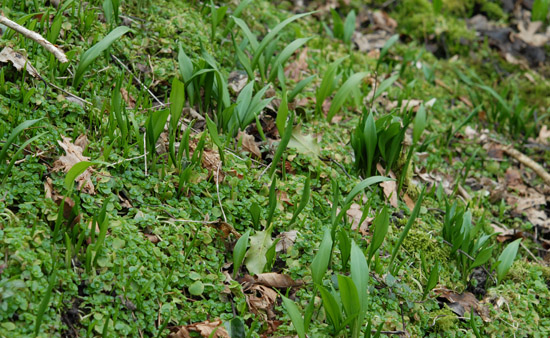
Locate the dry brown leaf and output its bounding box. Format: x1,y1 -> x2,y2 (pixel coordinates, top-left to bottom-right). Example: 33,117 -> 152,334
120,88 -> 136,109
244,284 -> 277,320
490,223 -> 525,243
275,230 -> 298,253
278,190 -> 293,206
253,273 -> 303,288
74,134 -> 89,150
228,71 -> 248,94
53,136 -> 95,194
515,21 -> 550,47
0,47 -> 40,78
201,148 -> 224,184
536,125 -> 550,145
238,131 -> 261,158
284,47 -> 309,81
168,319 -> 229,338
209,220 -> 241,239
403,193 -> 415,210
435,288 -> 490,322
144,233 -> 160,243
377,165 -> 398,208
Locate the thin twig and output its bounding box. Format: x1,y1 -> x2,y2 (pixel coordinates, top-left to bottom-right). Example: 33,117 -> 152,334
216,163 -> 227,222
143,132 -> 148,176
258,162 -> 272,180
0,15 -> 68,63
47,81 -> 92,106
169,219 -> 219,224
111,54 -> 165,107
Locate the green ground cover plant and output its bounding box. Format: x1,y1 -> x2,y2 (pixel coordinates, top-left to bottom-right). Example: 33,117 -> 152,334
1,0 -> 550,337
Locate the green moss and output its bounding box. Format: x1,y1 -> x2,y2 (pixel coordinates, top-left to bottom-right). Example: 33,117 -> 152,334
402,228 -> 450,263
443,0 -> 475,16
430,306 -> 458,332
480,1 -> 506,20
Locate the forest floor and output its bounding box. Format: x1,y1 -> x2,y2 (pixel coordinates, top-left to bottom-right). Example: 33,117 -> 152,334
1,0 -> 550,337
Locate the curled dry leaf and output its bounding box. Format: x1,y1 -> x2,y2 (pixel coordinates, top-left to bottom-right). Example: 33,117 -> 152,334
52,136 -> 96,194
284,47 -> 309,81
228,70 -> 248,94
120,88 -> 136,109
253,272 -> 304,288
536,125 -> 550,145
275,230 -> 298,253
238,131 -> 262,158
244,284 -> 278,320
44,177 -> 78,221
208,220 -> 241,239
168,319 -> 230,338
435,288 -> 490,322
0,47 -> 41,78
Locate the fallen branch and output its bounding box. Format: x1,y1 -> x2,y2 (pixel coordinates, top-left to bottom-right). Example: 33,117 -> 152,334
0,15 -> 68,63
501,145 -> 550,186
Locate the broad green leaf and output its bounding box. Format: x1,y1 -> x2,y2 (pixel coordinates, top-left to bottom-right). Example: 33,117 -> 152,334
281,296 -> 306,338
364,112 -> 377,176
311,229 -> 332,285
496,238 -> 521,283
318,284 -> 342,330
423,261 -> 439,299
268,37 -> 312,83
350,241 -> 369,313
245,230 -> 273,274
169,77 -> 185,130
289,74 -> 315,101
233,229 -> 250,277
343,10 -> 356,44
74,26 -> 131,86
373,74 -> 398,101
327,71 -> 369,122
316,57 -> 347,114
344,176 -> 392,206
337,275 -> 360,318
251,12 -> 312,69
64,161 -> 95,191
276,90 -> 289,135
412,104 -> 426,145
227,317 -> 246,338
287,126 -> 321,158
378,34 -> 399,65
368,206 -> 389,261
471,245 -> 493,269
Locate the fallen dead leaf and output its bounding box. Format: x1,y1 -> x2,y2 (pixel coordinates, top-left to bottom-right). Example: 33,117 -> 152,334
515,21 -> 550,47
284,47 -> 309,81
244,284 -> 277,321
0,47 -> 41,78
53,136 -> 96,194
228,71 -> 248,94
435,288 -> 490,322
287,126 -> 321,159
536,125 -> 550,145
168,319 -> 230,338
253,272 -> 304,288
275,230 -> 298,253
120,88 -> 136,109
201,148 -> 224,184
403,193 -> 415,210
144,233 -> 160,243
238,131 -> 262,158
209,220 -> 241,239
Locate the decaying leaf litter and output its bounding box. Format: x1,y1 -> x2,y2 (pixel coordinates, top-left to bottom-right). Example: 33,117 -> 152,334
1,0 -> 550,337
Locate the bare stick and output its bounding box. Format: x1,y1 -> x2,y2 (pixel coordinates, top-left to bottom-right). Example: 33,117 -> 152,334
501,145 -> 550,186
110,54 -> 165,107
216,163 -> 227,222
0,15 -> 68,63
47,81 -> 92,106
